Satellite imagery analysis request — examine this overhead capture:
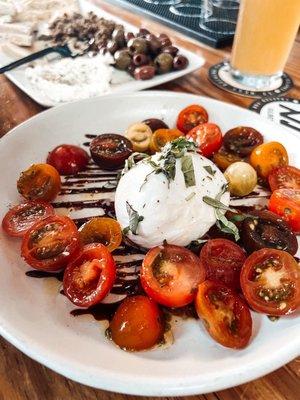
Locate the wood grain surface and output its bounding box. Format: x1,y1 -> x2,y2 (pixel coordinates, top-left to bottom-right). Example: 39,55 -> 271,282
0,1 -> 299,399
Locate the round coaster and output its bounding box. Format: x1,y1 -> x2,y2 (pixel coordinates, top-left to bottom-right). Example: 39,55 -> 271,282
249,97 -> 300,135
208,62 -> 294,98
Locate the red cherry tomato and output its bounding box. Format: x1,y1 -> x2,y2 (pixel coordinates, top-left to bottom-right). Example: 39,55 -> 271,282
47,144 -> 89,175
21,215 -> 80,271
109,295 -> 164,351
268,189 -> 300,233
268,165 -> 300,191
176,104 -> 209,134
2,201 -> 54,237
141,243 -> 206,308
186,123 -> 222,157
240,249 -> 300,316
199,239 -> 246,290
195,280 -> 252,349
63,243 -> 116,307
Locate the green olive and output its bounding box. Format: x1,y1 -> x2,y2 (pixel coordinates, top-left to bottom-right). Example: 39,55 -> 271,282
125,123 -> 152,152
154,53 -> 174,74
224,161 -> 257,197
128,37 -> 148,54
114,50 -> 131,70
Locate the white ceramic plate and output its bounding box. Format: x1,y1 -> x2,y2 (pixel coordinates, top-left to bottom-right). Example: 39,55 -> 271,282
0,0 -> 204,108
0,92 -> 299,396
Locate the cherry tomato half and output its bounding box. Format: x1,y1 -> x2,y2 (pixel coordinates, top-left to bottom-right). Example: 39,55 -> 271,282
17,163 -> 61,202
2,201 -> 54,238
186,123 -> 222,157
141,243 -> 206,308
199,239 -> 246,290
63,243 -> 116,307
241,210 -> 298,256
268,189 -> 300,233
213,148 -> 243,171
176,104 -> 209,134
268,165 -> 300,191
195,280 -> 252,349
47,144 -> 89,175
223,126 -> 263,156
249,142 -> 289,178
79,217 -> 122,252
149,128 -> 183,153
90,134 -> 133,170
21,215 -> 80,271
240,249 -> 300,316
109,295 -> 164,351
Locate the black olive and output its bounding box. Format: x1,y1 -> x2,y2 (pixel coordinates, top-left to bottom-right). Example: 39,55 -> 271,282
107,39 -> 119,55
146,33 -> 161,54
158,34 -> 172,48
162,46 -> 179,56
112,28 -> 125,47
241,210 -> 298,255
142,118 -> 169,132
223,127 -> 264,156
126,32 -> 135,42
137,28 -> 150,37
173,55 -> 189,70
133,53 -> 149,67
154,53 -> 174,74
114,49 -> 132,70
134,65 -> 156,80
127,62 -> 136,77
128,37 -> 148,54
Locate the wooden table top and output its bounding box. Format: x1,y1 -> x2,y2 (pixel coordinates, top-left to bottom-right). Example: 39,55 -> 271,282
0,1 -> 299,399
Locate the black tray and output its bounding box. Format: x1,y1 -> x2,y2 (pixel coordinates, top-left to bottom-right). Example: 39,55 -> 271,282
106,0 -> 238,48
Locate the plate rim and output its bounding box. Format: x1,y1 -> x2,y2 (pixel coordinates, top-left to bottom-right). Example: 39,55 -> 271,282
0,91 -> 299,396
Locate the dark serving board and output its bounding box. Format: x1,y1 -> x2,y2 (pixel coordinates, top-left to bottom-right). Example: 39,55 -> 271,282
106,0 -> 238,48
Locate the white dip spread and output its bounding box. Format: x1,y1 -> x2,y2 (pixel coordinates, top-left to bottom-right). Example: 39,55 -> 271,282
25,53 -> 130,103
115,140 -> 230,249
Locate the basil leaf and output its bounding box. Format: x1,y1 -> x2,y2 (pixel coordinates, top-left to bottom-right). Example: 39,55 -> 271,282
215,208 -> 240,241
202,196 -> 236,213
203,165 -> 216,176
124,202 -> 144,235
123,152 -> 149,175
185,191 -> 196,201
181,155 -> 196,187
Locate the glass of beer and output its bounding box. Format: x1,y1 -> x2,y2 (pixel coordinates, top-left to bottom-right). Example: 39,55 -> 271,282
229,0 -> 300,89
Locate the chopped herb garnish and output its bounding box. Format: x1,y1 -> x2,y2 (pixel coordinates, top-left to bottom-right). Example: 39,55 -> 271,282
141,137 -> 197,190
122,152 -> 149,175
123,201 -> 144,235
181,155 -> 196,187
203,165 -> 216,176
185,191 -> 196,201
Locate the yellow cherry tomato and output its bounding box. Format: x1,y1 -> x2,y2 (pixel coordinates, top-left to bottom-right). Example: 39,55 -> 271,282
250,141 -> 288,178
125,122 -> 152,152
224,161 -> 257,197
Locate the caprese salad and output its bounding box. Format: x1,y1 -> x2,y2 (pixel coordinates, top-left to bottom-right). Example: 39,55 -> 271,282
2,104 -> 300,352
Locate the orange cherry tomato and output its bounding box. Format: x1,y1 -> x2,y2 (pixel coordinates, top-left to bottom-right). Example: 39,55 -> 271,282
186,123 -> 222,157
240,249 -> 300,316
79,217 -> 122,252
195,280 -> 252,349
176,104 -> 209,134
268,189 -> 300,233
17,163 -> 61,202
63,243 -> 116,307
213,148 -> 243,171
149,128 -> 183,153
249,142 -> 288,178
109,295 -> 164,351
